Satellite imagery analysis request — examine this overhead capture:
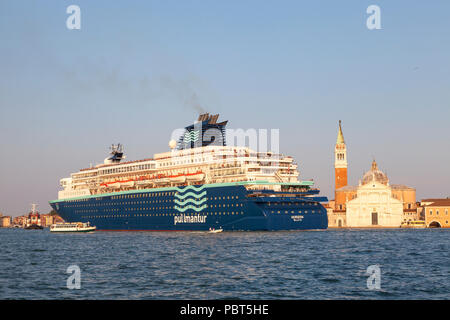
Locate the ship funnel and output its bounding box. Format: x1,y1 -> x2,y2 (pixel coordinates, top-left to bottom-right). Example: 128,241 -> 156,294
104,143 -> 126,164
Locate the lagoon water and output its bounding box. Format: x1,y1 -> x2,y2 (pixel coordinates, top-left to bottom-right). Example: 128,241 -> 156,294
0,228 -> 448,299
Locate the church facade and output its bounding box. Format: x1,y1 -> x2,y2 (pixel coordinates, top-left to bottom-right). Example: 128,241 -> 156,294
345,161 -> 404,227
327,121 -> 416,228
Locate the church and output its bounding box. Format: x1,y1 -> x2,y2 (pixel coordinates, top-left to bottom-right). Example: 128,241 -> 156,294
327,121 -> 416,228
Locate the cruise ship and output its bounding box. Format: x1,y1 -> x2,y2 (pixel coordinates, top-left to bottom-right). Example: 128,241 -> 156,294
49,114 -> 328,231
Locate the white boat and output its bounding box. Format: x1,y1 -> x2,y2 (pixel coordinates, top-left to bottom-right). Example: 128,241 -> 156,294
208,228 -> 223,233
50,222 -> 96,233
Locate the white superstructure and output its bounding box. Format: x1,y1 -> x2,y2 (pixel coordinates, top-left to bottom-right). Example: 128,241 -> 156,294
57,113 -> 305,200
58,145 -> 300,200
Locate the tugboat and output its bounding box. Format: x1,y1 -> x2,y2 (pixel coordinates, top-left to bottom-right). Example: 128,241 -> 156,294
24,204 -> 44,230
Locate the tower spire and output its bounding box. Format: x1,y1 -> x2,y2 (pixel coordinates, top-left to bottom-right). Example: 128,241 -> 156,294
334,120 -> 348,191
337,120 -> 345,144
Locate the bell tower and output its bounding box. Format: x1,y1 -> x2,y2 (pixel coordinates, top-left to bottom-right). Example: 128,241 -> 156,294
335,120 -> 348,191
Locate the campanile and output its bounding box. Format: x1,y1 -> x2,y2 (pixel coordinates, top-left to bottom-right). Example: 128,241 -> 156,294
334,120 -> 348,191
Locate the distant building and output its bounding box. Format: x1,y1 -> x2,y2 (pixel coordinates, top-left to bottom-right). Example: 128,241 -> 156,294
420,199 -> 450,228
345,160 -> 404,227
13,215 -> 26,227
0,215 -> 12,227
41,214 -> 55,227
327,121 -> 416,228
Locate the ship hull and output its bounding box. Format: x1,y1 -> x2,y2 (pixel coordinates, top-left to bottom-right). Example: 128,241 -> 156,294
50,184 -> 328,231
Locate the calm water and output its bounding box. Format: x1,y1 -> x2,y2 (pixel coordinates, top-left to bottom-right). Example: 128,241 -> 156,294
0,228 -> 448,299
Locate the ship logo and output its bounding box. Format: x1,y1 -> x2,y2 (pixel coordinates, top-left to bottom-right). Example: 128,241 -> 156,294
183,130 -> 200,143
173,185 -> 207,213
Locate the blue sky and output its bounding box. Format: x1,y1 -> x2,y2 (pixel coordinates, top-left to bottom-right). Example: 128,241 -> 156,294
1,1 -> 449,216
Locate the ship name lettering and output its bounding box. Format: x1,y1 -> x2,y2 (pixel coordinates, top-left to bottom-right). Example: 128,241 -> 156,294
174,214 -> 207,225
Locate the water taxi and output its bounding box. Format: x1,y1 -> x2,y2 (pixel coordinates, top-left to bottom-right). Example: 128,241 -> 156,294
50,222 -> 96,233
400,220 -> 426,229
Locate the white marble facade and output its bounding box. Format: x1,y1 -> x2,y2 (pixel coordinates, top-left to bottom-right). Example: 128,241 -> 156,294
346,178 -> 403,228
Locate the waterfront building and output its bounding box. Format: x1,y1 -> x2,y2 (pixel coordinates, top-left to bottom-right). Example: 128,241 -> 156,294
0,215 -> 12,227
345,160 -> 403,227
40,213 -> 65,227
327,121 -> 416,228
12,215 -> 26,227
420,199 -> 450,228
41,214 -> 54,227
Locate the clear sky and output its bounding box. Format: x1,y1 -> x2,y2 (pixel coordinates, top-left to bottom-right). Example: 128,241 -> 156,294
1,1 -> 449,216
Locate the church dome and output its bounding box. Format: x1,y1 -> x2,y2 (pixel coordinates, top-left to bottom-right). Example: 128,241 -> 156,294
361,160 -> 389,185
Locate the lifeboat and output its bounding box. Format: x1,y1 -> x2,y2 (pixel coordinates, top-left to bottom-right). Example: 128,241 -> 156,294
121,181 -> 135,188
153,178 -> 170,184
186,172 -> 205,182
109,182 -> 121,189
169,175 -> 187,183
136,180 -> 153,187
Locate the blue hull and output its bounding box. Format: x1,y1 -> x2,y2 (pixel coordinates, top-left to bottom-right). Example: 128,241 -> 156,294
50,185 -> 328,231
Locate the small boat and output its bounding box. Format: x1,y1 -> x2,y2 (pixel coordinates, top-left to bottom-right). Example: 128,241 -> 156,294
400,220 -> 426,229
24,224 -> 44,230
208,227 -> 223,233
24,204 -> 43,230
50,222 -> 96,233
